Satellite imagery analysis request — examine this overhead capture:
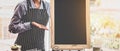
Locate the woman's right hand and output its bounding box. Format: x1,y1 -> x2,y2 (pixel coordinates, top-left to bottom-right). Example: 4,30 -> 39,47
31,22 -> 48,30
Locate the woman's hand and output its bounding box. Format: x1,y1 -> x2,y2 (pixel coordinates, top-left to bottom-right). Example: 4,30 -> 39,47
31,22 -> 48,30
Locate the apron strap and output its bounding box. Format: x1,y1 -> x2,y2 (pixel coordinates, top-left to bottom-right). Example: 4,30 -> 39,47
27,0 -> 31,10
42,1 -> 46,9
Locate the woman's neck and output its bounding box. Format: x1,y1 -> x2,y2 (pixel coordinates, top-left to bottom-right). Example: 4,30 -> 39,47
33,0 -> 41,8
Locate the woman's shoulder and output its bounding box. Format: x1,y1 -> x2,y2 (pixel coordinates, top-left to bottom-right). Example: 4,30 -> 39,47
14,0 -> 27,10
43,1 -> 50,8
16,0 -> 27,8
43,1 -> 49,4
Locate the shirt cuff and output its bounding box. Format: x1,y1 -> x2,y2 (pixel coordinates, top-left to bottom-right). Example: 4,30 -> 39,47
24,22 -> 32,30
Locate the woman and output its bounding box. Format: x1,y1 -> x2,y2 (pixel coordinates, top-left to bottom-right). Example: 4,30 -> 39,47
9,0 -> 50,51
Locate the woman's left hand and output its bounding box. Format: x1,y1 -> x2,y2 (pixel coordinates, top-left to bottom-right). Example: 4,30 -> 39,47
32,22 -> 48,30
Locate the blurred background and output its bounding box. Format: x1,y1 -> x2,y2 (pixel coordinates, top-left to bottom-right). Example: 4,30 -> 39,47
90,0 -> 120,51
0,0 -> 120,51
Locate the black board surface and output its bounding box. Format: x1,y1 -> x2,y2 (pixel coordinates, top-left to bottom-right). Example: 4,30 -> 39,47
55,0 -> 87,44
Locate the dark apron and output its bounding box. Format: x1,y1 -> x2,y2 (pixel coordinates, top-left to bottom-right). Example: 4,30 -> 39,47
15,0 -> 49,51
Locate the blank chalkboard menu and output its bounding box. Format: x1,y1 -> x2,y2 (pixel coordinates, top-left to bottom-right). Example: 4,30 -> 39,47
51,0 -> 90,50
55,0 -> 86,44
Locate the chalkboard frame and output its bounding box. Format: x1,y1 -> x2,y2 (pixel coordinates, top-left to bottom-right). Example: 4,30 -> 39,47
50,0 -> 90,50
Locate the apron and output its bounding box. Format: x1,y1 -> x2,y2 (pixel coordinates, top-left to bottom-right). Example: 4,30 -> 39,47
15,0 -> 49,51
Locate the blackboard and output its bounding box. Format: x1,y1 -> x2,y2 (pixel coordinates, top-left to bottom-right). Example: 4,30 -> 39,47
50,0 -> 90,50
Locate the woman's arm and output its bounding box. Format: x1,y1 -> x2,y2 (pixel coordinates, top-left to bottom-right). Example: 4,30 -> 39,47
9,3 -> 32,33
9,2 -> 48,34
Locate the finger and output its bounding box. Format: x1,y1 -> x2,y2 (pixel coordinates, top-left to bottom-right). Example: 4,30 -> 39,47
43,27 -> 48,30
45,27 -> 48,30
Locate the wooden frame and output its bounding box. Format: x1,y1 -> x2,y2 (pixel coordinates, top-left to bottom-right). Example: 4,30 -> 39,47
50,0 -> 90,50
